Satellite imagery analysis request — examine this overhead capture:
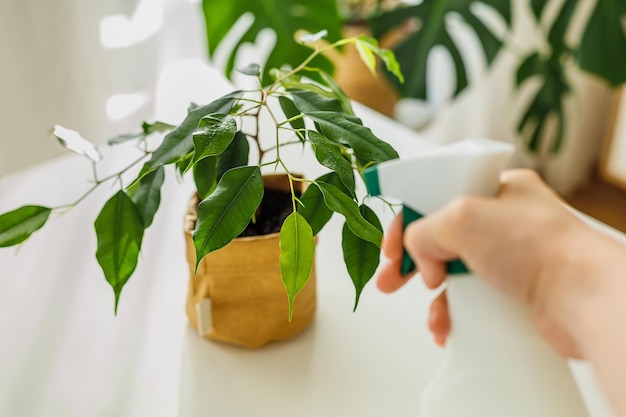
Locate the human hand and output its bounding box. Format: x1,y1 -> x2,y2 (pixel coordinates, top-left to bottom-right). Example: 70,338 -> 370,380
377,169 -> 596,358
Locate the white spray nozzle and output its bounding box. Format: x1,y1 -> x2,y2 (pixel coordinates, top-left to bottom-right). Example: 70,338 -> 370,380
366,138 -> 514,215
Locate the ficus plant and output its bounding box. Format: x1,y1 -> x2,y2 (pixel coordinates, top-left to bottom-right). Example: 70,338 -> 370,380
0,33 -> 403,319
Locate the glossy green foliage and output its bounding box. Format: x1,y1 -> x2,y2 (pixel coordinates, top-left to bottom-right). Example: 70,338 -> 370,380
305,111 -> 398,163
127,166 -> 165,228
192,113 -> 237,163
278,96 -> 306,140
133,91 -> 242,184
202,0 -> 342,84
308,131 -> 355,195
193,166 -> 264,271
301,67 -> 355,115
0,206 -> 51,247
279,212 -> 315,321
297,172 -> 344,236
317,181 -> 382,247
193,131 -> 250,199
94,191 -> 145,314
342,204 -> 382,311
193,157 -> 218,200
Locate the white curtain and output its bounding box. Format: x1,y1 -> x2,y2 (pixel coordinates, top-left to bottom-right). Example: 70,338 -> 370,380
0,0 -> 206,177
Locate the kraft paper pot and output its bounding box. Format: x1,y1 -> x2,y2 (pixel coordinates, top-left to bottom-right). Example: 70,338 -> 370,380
183,174 -> 317,349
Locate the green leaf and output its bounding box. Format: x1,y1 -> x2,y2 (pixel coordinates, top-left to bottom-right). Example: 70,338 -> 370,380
302,67 -> 355,115
52,125 -> 102,162
237,63 -> 261,76
461,12 -> 502,65
297,172 -> 345,236
193,157 -> 218,199
576,0 -> 626,86
192,113 -> 237,163
193,166 -> 264,270
202,0 -> 342,84
308,131 -> 355,196
193,131 -> 249,199
0,206 -> 52,247
277,73 -> 338,99
516,56 -> 570,153
551,107 -> 566,154
289,88 -> 344,113
354,36 -> 405,84
378,49 -> 405,84
94,191 -> 144,314
530,0 -> 548,20
370,2 -> 510,99
278,96 -> 306,141
305,111 -> 398,163
127,166 -> 165,228
279,211 -> 315,321
515,52 -> 543,87
546,0 -> 577,56
317,181 -> 382,246
142,121 -> 175,135
132,91 -> 242,185
342,205 -> 382,311
355,38 -> 378,77
176,152 -> 194,176
216,131 -> 250,179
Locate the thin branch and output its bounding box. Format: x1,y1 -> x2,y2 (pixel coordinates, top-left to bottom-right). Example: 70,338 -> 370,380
52,152 -> 150,211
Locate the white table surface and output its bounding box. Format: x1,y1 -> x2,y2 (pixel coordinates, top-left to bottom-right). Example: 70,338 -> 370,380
0,62 -> 617,417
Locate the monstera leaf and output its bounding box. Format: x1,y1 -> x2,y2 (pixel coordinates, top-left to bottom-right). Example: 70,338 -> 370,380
530,0 -> 626,85
575,0 -> 626,86
202,0 -> 343,84
370,0 -> 511,99
517,0 -> 626,153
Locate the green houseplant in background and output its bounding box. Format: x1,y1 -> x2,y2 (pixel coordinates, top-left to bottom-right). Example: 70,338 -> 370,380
202,0 -> 626,154
0,34 -> 403,344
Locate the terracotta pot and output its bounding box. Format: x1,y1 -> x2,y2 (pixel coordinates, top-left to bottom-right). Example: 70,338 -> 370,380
183,174 -> 317,349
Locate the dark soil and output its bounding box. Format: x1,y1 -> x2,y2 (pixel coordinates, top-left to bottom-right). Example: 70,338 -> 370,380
238,188 -> 300,237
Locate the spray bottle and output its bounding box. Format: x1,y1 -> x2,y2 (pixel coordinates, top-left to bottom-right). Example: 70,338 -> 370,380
364,138 -> 589,417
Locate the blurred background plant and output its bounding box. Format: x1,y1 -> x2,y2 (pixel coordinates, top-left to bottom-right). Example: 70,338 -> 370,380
202,0 -> 626,158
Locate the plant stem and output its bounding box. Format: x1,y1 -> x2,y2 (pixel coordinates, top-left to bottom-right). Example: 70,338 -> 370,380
278,114 -> 306,126
267,37 -> 356,93
52,152 -> 149,211
263,140 -> 302,154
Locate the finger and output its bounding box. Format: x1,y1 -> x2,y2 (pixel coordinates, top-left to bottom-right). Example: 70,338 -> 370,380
403,221 -> 450,289
428,291 -> 451,347
382,214 -> 404,260
377,257 -> 416,293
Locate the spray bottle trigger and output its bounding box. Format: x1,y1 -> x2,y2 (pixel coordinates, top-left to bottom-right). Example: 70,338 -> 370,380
401,205 -> 421,275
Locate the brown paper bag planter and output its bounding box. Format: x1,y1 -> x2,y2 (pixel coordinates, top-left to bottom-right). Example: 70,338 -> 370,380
183,174 -> 317,349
